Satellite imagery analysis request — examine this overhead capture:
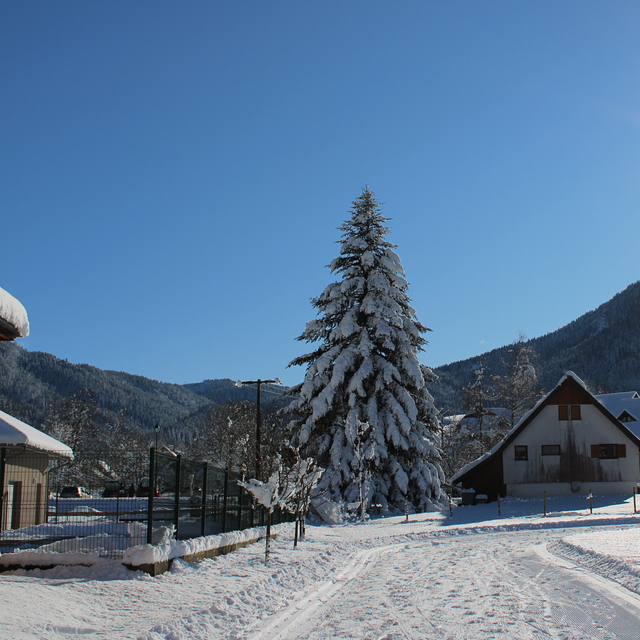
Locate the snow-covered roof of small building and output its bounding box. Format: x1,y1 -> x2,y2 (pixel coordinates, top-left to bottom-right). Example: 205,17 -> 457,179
0,409 -> 73,458
595,391 -> 640,423
0,286 -> 30,339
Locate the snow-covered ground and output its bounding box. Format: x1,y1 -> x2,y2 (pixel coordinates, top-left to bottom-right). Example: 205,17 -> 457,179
3,494 -> 640,639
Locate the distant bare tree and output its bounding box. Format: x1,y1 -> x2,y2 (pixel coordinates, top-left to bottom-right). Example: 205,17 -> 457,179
492,335 -> 542,430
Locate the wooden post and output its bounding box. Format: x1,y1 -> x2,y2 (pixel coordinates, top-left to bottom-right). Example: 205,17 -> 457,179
497,493 -> 501,516
589,491 -> 593,514
543,491 -> 547,517
634,486 -> 637,514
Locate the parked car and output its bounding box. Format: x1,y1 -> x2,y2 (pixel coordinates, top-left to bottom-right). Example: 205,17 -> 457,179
59,486 -> 91,498
102,481 -> 126,498
136,477 -> 161,497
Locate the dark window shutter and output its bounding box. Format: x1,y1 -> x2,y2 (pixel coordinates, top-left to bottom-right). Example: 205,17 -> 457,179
591,444 -> 600,458
571,405 -> 581,420
617,444 -> 626,458
558,405 -> 569,420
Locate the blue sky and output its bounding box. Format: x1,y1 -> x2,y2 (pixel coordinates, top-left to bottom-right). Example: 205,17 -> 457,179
2,2 -> 639,388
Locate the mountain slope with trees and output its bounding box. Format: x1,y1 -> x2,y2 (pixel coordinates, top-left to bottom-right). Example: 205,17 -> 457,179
0,281 -> 639,455
0,342 -> 216,433
431,281 -> 640,412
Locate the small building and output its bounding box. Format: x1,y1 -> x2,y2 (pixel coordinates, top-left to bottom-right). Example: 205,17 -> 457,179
451,372 -> 640,501
1,410 -> 73,529
0,284 -> 73,530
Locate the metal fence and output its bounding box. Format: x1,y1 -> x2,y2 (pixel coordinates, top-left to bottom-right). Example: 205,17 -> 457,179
0,446 -> 290,558
146,449 -> 291,544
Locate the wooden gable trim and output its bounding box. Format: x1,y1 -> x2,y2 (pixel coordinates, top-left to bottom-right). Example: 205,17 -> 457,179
545,380 -> 596,406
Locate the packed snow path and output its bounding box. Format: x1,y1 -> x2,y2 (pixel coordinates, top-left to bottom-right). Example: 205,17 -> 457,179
4,500 -> 640,639
251,530 -> 640,640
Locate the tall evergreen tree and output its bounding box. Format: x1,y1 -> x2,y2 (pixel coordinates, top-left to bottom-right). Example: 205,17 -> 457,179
287,188 -> 443,512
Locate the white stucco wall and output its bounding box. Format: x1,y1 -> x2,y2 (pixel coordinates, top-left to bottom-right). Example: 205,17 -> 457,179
503,404 -> 640,497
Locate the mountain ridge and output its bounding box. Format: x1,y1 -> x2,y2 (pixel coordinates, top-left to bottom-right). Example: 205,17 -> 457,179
0,281 -> 638,432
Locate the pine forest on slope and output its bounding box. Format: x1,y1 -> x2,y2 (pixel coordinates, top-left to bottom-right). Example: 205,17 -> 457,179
0,280 -> 638,436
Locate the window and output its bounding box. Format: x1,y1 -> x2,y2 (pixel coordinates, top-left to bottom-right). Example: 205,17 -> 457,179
558,405 -> 581,420
591,444 -> 626,459
541,444 -> 561,456
514,445 -> 528,461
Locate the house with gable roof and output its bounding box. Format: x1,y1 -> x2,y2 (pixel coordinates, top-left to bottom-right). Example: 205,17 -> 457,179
0,285 -> 73,531
451,372 -> 640,501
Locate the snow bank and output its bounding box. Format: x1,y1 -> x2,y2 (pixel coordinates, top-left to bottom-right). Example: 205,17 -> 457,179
0,285 -> 29,337
122,524 -> 283,566
0,549 -> 103,567
1,524 -> 282,573
551,527 -> 640,594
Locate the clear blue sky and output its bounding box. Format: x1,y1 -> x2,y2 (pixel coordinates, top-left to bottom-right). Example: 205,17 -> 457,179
2,2 -> 639,388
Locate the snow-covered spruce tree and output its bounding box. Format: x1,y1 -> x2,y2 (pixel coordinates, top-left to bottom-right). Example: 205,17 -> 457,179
286,188 -> 444,513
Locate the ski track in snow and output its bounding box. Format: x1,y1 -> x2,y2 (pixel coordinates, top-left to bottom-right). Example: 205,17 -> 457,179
244,530 -> 640,640
5,507 -> 640,640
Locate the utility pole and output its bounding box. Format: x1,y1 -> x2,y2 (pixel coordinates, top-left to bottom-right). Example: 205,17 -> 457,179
236,378 -> 282,480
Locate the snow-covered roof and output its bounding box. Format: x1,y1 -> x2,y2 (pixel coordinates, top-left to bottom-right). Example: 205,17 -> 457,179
0,286 -> 30,338
595,392 -> 640,423
0,409 -> 73,458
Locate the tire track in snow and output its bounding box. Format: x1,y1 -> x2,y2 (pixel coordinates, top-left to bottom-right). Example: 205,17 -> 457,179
247,543 -> 404,640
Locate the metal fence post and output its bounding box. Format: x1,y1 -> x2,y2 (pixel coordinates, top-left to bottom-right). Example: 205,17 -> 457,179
200,462 -> 208,537
222,470 -> 228,533
174,455 -> 182,538
0,448 -> 6,531
146,447 -> 156,544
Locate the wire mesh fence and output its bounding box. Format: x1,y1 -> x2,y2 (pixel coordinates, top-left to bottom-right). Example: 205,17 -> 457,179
0,446 -> 291,558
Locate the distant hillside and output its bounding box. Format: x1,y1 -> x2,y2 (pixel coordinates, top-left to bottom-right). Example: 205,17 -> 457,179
430,281 -> 640,411
184,378 -> 290,407
1,281 -> 639,433
0,343 -> 216,432
0,344 -> 293,437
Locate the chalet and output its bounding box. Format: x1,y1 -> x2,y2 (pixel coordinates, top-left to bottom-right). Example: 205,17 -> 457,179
451,372 -> 640,501
0,285 -> 72,531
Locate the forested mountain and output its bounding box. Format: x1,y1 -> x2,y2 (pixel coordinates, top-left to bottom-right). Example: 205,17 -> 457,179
431,281 -> 640,411
0,342 -> 291,439
1,281 -> 638,435
184,379 -> 289,407
0,342 -> 216,433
